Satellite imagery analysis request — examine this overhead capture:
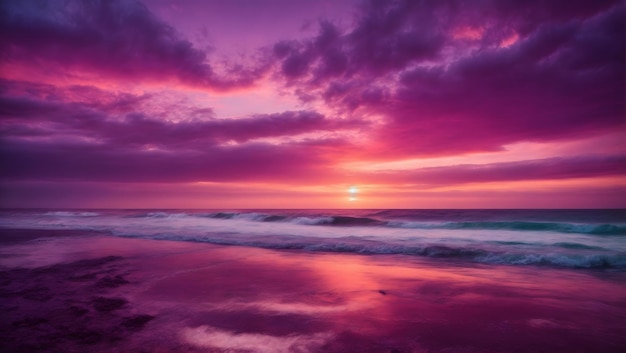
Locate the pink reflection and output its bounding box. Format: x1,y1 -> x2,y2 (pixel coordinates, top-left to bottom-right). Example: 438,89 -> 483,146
125,240 -> 626,352
2,233 -> 625,352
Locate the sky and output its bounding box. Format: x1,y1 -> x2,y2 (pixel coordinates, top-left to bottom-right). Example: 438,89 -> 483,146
0,0 -> 624,209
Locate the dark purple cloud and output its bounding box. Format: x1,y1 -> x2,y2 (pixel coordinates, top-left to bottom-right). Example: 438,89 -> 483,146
272,0 -> 625,157
0,80 -> 364,149
0,80 -> 362,183
273,1 -> 444,81
1,78 -> 621,185
375,7 -> 624,157
0,0 -> 264,89
3,129 -> 624,185
0,138 -> 337,183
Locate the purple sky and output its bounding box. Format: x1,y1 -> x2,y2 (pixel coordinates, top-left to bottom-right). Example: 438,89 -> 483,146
0,0 -> 624,208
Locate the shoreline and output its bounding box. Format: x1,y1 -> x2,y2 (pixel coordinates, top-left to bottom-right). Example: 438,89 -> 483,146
1,230 -> 625,352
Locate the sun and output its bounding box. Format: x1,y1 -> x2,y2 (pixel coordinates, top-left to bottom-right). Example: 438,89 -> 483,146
348,186 -> 358,201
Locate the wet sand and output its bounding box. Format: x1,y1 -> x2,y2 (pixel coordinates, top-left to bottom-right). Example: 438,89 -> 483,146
1,229 -> 625,352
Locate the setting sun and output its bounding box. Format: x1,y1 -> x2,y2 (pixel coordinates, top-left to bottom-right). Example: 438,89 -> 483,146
348,186 -> 358,201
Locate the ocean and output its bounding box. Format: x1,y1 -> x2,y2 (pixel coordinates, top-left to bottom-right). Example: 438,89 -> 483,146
2,209 -> 626,352
2,209 -> 625,269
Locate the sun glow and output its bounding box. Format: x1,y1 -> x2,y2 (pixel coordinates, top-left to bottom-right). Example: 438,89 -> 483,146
348,186 -> 358,201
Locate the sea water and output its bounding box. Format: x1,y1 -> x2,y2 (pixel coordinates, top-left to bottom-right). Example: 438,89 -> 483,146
1,209 -> 624,269
1,209 -> 626,352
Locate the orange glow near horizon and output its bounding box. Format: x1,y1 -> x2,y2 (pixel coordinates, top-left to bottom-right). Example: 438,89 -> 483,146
3,175 -> 625,209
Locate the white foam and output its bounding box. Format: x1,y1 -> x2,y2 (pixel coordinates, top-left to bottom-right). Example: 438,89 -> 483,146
231,212 -> 269,222
144,212 -> 189,219
475,252 -> 626,268
43,211 -> 100,217
290,216 -> 334,225
181,326 -> 332,353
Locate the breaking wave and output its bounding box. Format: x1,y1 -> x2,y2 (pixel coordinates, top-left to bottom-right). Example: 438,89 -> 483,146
115,231 -> 626,269
387,220 -> 626,235
3,208 -> 625,270
42,211 -> 100,217
127,211 -> 626,236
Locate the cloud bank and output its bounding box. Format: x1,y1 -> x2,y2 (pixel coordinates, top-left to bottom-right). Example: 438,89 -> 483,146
0,0 -> 624,207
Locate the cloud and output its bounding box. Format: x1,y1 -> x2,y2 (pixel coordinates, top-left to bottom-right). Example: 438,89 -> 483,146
0,77 -> 622,185
273,2 -> 444,81
0,80 -> 365,183
0,0 -> 624,197
271,0 -> 625,157
0,138 -> 339,182
367,155 -> 626,185
0,0 -> 264,90
0,80 -> 364,148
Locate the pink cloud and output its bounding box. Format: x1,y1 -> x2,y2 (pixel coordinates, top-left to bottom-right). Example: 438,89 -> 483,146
365,155 -> 626,185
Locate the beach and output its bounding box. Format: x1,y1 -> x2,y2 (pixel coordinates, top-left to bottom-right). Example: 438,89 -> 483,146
1,223 -> 625,353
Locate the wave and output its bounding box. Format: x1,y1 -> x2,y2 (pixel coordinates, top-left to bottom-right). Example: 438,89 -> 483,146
126,211 -> 626,235
551,242 -> 606,250
388,220 -> 626,235
474,252 -> 626,268
198,212 -> 286,222
5,209 -> 625,269
43,211 -> 100,217
114,231 -> 626,269
288,216 -> 385,226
